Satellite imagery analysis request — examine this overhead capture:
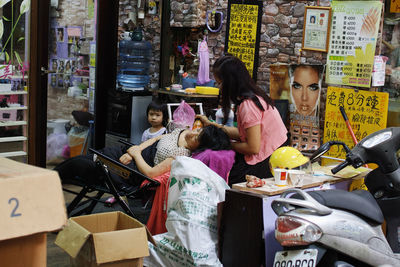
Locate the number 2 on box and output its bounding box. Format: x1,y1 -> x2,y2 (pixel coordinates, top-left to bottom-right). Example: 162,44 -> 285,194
8,197 -> 21,217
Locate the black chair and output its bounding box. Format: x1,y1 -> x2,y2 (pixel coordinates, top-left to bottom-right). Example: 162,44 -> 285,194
62,141 -> 160,218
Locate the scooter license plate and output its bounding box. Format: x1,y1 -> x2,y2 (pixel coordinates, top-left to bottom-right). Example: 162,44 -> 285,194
273,248 -> 317,267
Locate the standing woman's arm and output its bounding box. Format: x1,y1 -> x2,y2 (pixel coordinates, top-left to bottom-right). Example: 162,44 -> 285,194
219,124 -> 240,140
231,124 -> 261,155
195,114 -> 240,140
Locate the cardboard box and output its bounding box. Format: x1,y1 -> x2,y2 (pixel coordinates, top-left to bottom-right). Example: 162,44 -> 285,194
0,157 -> 67,267
55,211 -> 155,267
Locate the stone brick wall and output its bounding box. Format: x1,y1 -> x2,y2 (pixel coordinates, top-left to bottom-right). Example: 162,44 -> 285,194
55,0 -> 96,39
170,0 -> 209,27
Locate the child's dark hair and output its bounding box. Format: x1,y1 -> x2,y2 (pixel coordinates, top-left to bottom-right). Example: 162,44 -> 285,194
196,125 -> 231,152
147,99 -> 168,127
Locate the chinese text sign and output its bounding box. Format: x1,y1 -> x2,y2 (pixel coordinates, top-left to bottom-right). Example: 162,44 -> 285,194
326,1 -> 382,87
226,2 -> 260,78
391,0 -> 400,13
323,87 -> 388,161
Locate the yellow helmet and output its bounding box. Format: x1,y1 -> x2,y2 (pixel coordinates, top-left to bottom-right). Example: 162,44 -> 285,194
269,146 -> 310,176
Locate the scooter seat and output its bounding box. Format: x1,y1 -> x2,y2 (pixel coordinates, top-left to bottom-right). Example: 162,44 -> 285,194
306,189 -> 384,224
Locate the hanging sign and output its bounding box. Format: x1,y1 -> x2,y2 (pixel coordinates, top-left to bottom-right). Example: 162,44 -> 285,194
372,56 -> 388,86
323,87 -> 388,161
326,1 -> 382,88
302,6 -> 332,52
390,0 -> 400,13
225,0 -> 262,79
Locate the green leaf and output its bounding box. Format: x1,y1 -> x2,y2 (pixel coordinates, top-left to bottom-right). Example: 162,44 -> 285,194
5,51 -> 9,63
20,0 -> 30,14
14,51 -> 22,66
0,19 -> 3,40
0,65 -> 6,69
17,37 -> 24,43
2,16 -> 10,22
0,0 -> 11,9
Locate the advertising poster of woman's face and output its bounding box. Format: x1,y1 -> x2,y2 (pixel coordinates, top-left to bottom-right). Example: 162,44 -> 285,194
288,64 -> 325,151
289,65 -> 324,117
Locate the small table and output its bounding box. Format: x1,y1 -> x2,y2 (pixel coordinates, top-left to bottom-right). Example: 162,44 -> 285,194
232,175 -> 352,196
223,170 -> 369,267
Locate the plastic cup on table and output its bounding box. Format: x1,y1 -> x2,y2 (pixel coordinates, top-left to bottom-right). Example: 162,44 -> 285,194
287,170 -> 306,187
274,168 -> 288,186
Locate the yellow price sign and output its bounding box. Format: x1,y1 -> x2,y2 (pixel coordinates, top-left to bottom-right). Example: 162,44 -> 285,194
391,0 -> 400,13
323,87 -> 389,163
227,3 -> 260,77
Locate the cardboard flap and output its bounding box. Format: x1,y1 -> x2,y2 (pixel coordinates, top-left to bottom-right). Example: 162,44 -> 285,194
93,228 -> 149,264
55,219 -> 91,258
118,212 -> 156,246
145,227 -> 156,246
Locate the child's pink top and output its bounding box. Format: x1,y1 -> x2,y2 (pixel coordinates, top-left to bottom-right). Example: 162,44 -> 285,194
237,95 -> 288,165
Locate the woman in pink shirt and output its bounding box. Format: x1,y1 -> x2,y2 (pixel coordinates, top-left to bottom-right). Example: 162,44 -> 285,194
197,55 -> 288,186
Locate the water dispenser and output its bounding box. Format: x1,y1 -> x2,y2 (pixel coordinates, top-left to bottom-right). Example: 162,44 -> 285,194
117,40 -> 152,90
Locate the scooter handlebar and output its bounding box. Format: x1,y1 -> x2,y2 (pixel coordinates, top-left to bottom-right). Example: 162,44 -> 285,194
331,160 -> 350,174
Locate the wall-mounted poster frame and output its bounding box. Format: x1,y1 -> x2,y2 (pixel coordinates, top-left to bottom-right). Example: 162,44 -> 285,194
225,0 -> 262,80
302,6 -> 332,52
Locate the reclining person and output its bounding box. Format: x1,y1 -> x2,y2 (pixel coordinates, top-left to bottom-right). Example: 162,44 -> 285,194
55,125 -> 234,189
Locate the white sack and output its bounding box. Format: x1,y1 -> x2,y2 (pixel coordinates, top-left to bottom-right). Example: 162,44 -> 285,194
144,156 -> 229,267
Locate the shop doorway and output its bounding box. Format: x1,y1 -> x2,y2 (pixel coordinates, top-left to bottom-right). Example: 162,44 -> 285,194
29,0 -> 118,167
44,0 -> 96,168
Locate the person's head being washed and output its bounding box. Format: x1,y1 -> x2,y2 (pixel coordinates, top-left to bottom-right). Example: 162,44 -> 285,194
121,125 -> 232,178
55,124 -> 233,191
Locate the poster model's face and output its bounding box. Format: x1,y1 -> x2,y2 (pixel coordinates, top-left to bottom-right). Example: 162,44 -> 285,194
291,66 -> 320,116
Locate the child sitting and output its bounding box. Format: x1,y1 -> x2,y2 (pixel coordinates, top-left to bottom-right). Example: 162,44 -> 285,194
141,99 -> 168,142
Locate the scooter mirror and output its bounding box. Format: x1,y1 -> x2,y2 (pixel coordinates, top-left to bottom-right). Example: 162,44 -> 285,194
310,142 -> 331,161
310,141 -> 351,162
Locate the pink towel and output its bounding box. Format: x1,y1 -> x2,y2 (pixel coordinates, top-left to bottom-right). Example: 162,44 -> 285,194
192,149 -> 235,182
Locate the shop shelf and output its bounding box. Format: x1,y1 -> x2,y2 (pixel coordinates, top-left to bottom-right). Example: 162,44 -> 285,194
0,121 -> 27,127
0,90 -> 28,95
0,136 -> 27,142
0,151 -> 27,157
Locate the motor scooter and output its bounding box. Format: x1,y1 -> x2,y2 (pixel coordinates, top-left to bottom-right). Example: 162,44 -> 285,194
271,127 -> 400,266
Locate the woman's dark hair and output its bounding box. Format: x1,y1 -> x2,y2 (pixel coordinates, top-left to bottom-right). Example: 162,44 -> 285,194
213,55 -> 274,124
196,125 -> 231,152
147,99 -> 168,127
